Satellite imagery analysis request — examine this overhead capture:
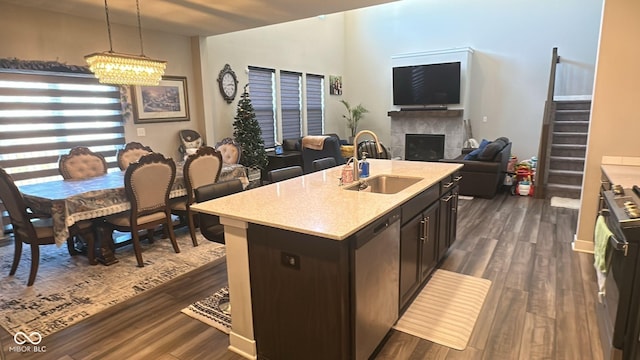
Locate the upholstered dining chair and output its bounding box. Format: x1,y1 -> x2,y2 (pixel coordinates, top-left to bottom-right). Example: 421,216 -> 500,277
357,140 -> 391,159
194,179 -> 244,244
267,166 -> 303,183
117,142 -> 153,171
312,157 -> 337,172
102,153 -> 180,267
170,146 -> 223,247
0,168 -> 95,285
58,146 -> 108,257
59,146 -> 108,180
214,137 -> 242,166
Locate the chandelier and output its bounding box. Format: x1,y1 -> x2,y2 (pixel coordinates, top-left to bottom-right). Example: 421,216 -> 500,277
85,0 -> 166,86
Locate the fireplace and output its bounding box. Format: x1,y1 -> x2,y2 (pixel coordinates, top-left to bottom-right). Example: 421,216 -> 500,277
405,134 -> 445,161
388,109 -> 463,160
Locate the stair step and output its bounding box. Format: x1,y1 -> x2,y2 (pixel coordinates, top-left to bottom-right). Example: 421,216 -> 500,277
553,121 -> 589,133
552,144 -> 587,149
552,132 -> 588,136
545,183 -> 582,199
548,171 -> 583,186
552,132 -> 588,145
549,156 -> 585,162
554,100 -> 592,111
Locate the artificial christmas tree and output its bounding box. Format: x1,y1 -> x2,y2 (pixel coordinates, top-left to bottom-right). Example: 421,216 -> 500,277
233,84 -> 268,178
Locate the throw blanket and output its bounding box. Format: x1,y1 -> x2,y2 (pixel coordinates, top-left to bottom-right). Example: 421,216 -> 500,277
594,215 -> 614,302
302,135 -> 328,150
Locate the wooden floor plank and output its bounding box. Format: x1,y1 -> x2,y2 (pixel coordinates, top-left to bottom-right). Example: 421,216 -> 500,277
481,287 -> 528,360
519,312 -> 555,360
527,254 -> 557,319
1,193 -> 603,360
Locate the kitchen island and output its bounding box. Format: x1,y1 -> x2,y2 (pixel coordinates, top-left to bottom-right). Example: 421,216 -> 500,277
191,159 -> 463,359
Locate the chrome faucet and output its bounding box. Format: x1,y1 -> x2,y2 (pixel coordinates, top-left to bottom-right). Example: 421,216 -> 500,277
352,130 -> 383,182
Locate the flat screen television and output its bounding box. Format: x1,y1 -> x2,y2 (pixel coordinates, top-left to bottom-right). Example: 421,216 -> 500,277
392,62 -> 461,107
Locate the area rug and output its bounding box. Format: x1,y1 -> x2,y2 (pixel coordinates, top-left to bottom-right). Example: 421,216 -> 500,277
181,286 -> 231,334
393,269 -> 491,351
458,195 -> 474,200
0,229 -> 226,338
550,196 -> 581,210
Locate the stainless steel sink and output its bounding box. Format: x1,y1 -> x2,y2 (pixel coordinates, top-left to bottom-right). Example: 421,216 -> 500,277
343,175 -> 422,194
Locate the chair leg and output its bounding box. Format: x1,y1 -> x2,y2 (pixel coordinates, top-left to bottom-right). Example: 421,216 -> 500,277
187,211 -> 198,247
85,228 -> 97,266
9,237 -> 22,276
166,215 -> 180,254
131,230 -> 144,267
28,243 -> 40,286
66,236 -> 81,256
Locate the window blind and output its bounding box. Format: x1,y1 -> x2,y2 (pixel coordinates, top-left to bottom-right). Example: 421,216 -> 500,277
248,67 -> 276,148
306,74 -> 324,135
280,71 -> 301,140
0,70 -> 125,186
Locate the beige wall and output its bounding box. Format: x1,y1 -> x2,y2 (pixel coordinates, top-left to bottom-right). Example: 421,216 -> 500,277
574,0 -> 640,251
0,2 -> 200,160
204,14 -> 347,144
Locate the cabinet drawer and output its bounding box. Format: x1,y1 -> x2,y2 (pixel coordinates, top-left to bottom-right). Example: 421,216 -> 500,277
440,175 -> 455,194
401,186 -> 439,225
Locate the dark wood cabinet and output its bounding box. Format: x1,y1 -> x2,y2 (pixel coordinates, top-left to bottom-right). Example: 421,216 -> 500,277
399,195 -> 439,310
248,224 -> 351,360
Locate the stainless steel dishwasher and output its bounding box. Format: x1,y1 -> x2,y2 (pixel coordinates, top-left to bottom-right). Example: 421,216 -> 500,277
353,209 -> 401,360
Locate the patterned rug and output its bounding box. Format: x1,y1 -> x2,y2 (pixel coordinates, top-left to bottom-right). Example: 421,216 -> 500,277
181,286 -> 231,334
0,229 -> 226,338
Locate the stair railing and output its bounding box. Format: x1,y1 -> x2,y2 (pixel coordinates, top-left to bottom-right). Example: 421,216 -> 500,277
534,47 -> 560,199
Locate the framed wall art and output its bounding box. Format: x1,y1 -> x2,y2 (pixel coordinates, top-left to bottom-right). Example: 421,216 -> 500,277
329,75 -> 342,95
132,75 -> 190,123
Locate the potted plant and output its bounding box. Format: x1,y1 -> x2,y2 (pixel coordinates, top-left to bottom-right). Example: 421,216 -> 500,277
340,100 -> 369,143
233,85 -> 268,181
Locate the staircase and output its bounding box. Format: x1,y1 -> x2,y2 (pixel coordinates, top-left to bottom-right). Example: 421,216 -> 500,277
544,100 -> 590,199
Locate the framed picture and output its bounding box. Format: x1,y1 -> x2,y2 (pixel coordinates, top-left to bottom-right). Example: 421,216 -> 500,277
132,76 -> 190,123
329,75 -> 342,95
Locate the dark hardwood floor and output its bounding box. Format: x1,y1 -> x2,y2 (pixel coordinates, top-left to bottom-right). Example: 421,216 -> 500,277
0,192 -> 603,360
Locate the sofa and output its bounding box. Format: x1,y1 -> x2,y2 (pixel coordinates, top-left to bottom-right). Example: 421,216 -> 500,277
439,137 -> 512,198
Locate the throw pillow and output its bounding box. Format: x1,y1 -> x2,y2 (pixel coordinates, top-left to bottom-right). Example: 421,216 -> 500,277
478,138 -> 509,161
463,139 -> 491,160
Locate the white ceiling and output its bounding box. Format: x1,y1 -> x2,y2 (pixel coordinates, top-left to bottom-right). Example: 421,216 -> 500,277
0,0 -> 397,37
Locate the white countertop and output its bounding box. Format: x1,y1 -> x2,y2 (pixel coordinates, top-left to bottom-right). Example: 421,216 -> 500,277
601,164 -> 640,189
191,159 -> 463,240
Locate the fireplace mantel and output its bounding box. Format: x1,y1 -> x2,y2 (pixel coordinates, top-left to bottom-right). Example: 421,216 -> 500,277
389,109 -> 464,160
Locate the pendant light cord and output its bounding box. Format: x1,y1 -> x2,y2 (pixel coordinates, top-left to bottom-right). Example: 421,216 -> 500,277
104,0 -> 114,53
136,0 -> 146,56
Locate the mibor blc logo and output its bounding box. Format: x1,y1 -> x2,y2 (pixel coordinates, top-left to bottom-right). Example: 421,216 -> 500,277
10,331 -> 47,353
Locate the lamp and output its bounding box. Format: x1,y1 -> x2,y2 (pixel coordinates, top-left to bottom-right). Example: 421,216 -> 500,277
85,0 -> 166,86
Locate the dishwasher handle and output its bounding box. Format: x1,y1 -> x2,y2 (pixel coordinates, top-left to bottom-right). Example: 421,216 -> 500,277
353,209 -> 400,249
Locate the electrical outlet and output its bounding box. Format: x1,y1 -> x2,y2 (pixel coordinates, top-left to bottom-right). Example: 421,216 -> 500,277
137,128 -> 146,137
482,116 -> 488,123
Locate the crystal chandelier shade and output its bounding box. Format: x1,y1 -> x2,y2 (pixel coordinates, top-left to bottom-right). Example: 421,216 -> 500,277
85,0 -> 166,86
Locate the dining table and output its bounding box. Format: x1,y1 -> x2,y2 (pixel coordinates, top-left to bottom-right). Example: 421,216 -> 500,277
18,163 -> 249,265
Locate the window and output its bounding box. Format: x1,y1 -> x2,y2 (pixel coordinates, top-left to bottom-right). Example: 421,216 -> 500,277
306,74 -> 324,135
248,67 -> 276,148
0,70 -> 124,186
280,71 -> 302,140
247,67 -> 325,147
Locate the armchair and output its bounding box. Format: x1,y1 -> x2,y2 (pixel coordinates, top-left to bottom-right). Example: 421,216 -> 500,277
301,134 -> 346,173
440,138 -> 512,198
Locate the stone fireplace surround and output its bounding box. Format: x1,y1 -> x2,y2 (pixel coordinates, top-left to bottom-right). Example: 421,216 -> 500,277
388,109 -> 464,160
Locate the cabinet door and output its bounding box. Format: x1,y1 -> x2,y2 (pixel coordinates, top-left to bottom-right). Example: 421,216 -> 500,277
438,192 -> 454,260
420,202 -> 439,280
400,214 -> 421,309
448,189 -> 459,247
